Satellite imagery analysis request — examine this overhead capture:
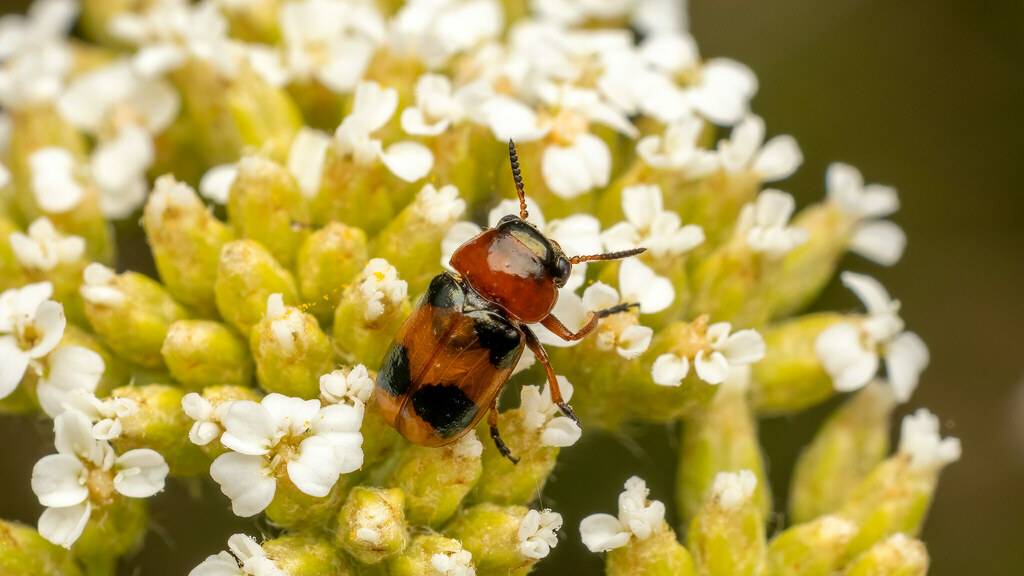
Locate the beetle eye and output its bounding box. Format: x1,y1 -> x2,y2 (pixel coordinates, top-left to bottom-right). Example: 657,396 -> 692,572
554,256 -> 571,283
497,214 -> 519,227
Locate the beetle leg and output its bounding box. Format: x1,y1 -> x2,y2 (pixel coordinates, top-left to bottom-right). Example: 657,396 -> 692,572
540,302 -> 640,342
489,398 -> 519,465
523,327 -> 582,428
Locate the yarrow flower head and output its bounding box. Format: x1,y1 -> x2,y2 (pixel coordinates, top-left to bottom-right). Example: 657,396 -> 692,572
8,217 -> 85,272
318,364 -> 374,407
735,189 -> 809,255
601,184 -> 705,259
825,162 -> 906,266
355,258 -> 408,323
898,409 -> 962,472
579,476 -> 666,552
815,272 -> 929,402
209,392 -> 364,516
518,508 -> 563,560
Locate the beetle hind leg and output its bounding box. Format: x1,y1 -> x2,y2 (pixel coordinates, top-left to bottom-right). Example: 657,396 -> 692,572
488,403 -> 519,465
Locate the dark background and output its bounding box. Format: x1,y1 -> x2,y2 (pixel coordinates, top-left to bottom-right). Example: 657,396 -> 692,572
1,1 -> 1022,574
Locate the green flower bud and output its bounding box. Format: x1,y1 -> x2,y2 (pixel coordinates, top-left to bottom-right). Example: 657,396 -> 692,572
296,222 -> 368,324
387,533 -> 475,576
111,384 -> 209,476
333,258 -> 411,368
678,367 -> 771,525
840,410 -> 960,559
444,503 -> 560,576
80,263 -> 191,369
422,124 -> 503,209
214,239 -> 299,335
688,242 -> 768,328
227,156 -> 310,269
335,486 -> 409,564
261,534 -> 354,576
372,183 -> 466,295
842,534 -> 928,576
0,520 -> 83,576
749,313 -> 845,414
385,431 -> 483,528
790,384 -> 896,524
143,175 -> 235,315
764,515 -> 858,576
218,0 -> 283,44
473,409 -> 560,506
250,294 -> 336,398
74,497 -> 148,576
161,320 -> 254,390
765,205 -> 849,319
264,473 -> 351,530
311,146 -> 398,236
688,470 -> 766,576
228,64 -> 303,162
606,530 -> 695,576
359,396 -> 406,471
0,215 -> 30,291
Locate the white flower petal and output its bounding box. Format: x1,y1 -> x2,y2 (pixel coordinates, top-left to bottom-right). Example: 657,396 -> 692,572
114,449 -> 169,498
400,106 -> 450,136
651,353 -> 688,387
30,147 -> 83,213
220,401 -> 277,455
616,325 -> 652,359
715,329 -> 766,365
885,331 -> 929,403
380,141 -> 433,182
694,350 -> 729,385
753,135 -> 802,181
850,220 -> 906,266
540,417 -> 581,447
839,272 -> 893,316
198,164 -> 238,205
287,436 -> 342,497
209,453 -> 276,517
618,258 -> 674,314
579,513 -> 631,552
31,454 -> 87,508
482,96 -> 548,142
286,127 -> 330,199
815,323 -> 879,392
0,337 -> 30,399
188,551 -> 244,576
260,393 -> 320,435
38,501 -> 91,549
38,345 -> 105,417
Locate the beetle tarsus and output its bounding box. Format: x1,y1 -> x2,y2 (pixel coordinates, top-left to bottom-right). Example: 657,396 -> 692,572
557,401 -> 582,428
490,423 -> 519,464
596,302 -> 640,318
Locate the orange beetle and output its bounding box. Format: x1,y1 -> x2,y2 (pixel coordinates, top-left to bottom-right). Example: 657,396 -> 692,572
375,140 -> 645,462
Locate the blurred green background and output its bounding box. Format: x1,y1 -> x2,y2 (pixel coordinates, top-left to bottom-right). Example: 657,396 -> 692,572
1,0 -> 1022,574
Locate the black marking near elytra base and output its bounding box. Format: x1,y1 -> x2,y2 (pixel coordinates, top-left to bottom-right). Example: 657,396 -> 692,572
377,342 -> 412,398
426,272 -> 464,310
411,384 -> 479,438
470,311 -> 523,369
596,302 -> 640,319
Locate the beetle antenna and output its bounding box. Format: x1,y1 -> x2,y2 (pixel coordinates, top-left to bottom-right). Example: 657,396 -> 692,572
569,247 -> 647,265
508,139 -> 528,220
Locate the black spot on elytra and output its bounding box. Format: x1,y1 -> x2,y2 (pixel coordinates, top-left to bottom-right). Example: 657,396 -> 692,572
471,312 -> 523,369
377,342 -> 411,397
425,272 -> 464,310
411,384 -> 478,438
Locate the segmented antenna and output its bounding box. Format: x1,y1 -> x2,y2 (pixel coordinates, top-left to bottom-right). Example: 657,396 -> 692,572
569,247 -> 647,265
508,139 -> 528,220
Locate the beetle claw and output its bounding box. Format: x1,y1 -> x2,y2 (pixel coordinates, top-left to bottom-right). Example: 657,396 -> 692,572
557,402 -> 582,428
490,425 -> 520,465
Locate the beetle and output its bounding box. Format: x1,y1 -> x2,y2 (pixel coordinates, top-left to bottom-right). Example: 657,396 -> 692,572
375,140 -> 646,463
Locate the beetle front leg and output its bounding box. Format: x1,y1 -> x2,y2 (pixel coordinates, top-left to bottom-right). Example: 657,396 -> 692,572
488,398 -> 519,465
523,327 -> 581,428
540,302 -> 640,342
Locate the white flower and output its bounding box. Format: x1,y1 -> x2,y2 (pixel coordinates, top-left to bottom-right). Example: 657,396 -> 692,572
356,259 -> 408,323
90,125 -> 155,218
579,476 -> 666,552
711,469 -> 758,510
0,282 -> 65,400
36,348 -> 107,420
210,393 -> 364,516
8,217 -> 85,272
286,127 -> 331,199
451,430 -> 484,460
0,0 -> 77,108
29,147 -> 83,214
601,184 -> 705,258
390,0 -> 504,69
335,81 -> 434,182
198,163 -> 239,205
689,59 -> 759,126
618,258 -> 674,314
182,392 -> 231,446
651,320 -> 764,386
635,115 -> 719,177
278,0 -> 383,93
430,548 -> 475,576
814,272 -> 929,402
79,263 -> 126,307
718,115 -> 802,182
898,409 -> 961,472
56,59 -> 180,136
537,123 -> 613,199
411,183 -> 466,226
518,508 -> 562,559
519,376 -> 582,447
735,189 -> 809,256
32,410 -> 168,548
401,74 -> 493,136
146,174 -> 205,227
319,365 -> 375,407
188,534 -> 285,576
826,162 -> 906,266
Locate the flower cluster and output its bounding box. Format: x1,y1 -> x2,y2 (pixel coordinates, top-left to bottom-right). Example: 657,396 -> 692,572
0,0 -> 959,574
